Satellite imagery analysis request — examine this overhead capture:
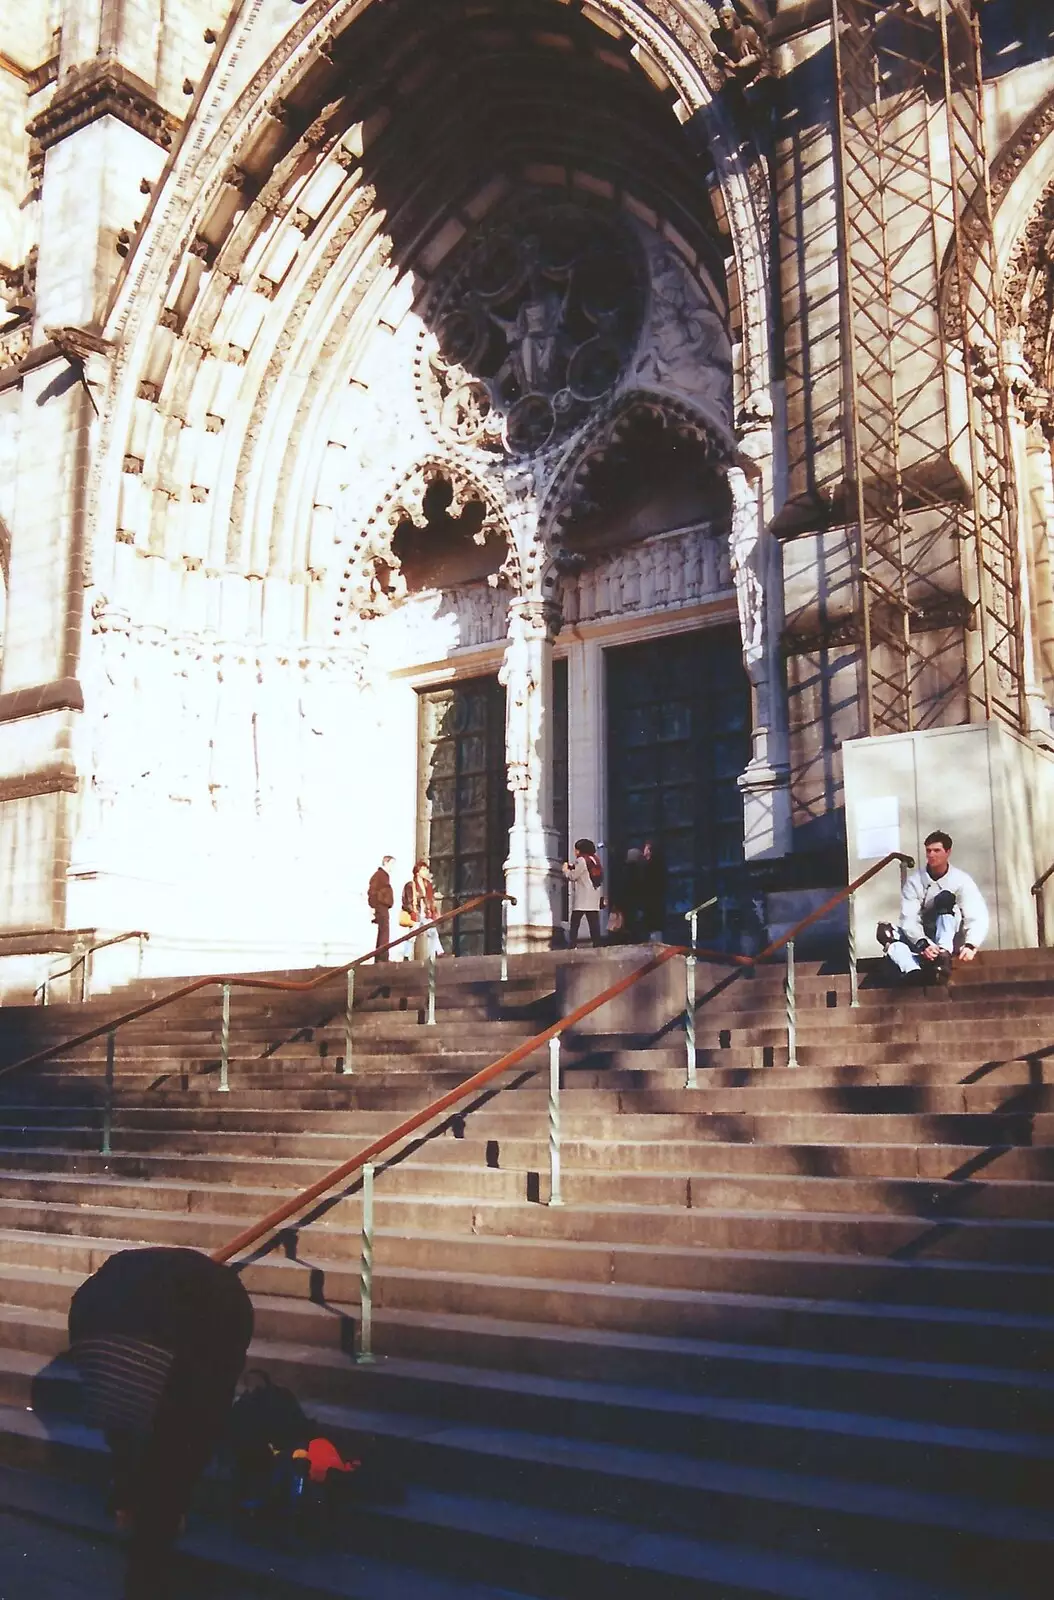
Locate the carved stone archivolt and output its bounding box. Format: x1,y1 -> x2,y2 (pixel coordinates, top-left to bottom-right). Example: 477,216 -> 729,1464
544,390 -> 733,540
416,199 -> 647,457
1003,174 -> 1054,405
339,458 -> 519,623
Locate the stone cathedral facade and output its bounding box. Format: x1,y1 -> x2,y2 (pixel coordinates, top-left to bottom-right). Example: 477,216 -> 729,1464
0,1 -> 1053,991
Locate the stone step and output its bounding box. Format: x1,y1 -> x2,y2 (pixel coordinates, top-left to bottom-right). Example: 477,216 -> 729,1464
0,1154 -> 1051,1222
6,1126 -> 1054,1182
16,1332 -> 1054,1513
3,1312 -> 1054,1598
0,1245 -> 1049,1371
0,1182 -> 1050,1267
5,1130 -> 1054,1182
4,1243 -> 1053,1434
2,1102 -> 1051,1150
0,1424 -> 1014,1600
1,1222 -> 1050,1318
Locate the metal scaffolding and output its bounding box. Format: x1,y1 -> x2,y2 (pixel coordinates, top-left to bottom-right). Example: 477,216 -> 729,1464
831,0 -> 1026,737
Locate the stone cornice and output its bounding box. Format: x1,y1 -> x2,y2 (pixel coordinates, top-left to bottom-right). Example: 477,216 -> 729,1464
0,765 -> 78,803
0,678 -> 84,725
26,58 -> 180,165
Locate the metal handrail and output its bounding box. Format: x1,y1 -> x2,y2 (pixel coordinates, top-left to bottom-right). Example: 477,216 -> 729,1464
1031,861 -> 1054,946
687,850 -> 914,970
210,943 -> 685,1265
210,849 -> 914,1269
0,891 -> 512,1085
34,930 -> 150,1006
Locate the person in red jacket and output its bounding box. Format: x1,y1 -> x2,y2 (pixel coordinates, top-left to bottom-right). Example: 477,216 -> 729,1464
367,855 -> 396,961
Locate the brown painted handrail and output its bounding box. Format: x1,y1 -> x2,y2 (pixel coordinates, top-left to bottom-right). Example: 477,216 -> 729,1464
210,847 -> 914,1264
690,849 -> 915,967
1031,862 -> 1054,947
211,943 -> 684,1264
0,891 -> 511,1084
35,929 -> 150,1005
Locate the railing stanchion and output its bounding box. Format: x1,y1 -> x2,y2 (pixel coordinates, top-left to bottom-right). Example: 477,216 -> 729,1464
341,968 -> 355,1075
685,912 -> 698,1089
500,899 -> 508,985
426,951 -> 437,1026
102,1029 -> 116,1156
219,983 -> 231,1093
848,894 -> 859,1009
357,1161 -> 376,1364
548,1034 -> 563,1206
785,938 -> 798,1069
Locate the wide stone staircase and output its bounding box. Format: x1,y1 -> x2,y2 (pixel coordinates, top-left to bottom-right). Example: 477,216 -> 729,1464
0,948 -> 1050,1597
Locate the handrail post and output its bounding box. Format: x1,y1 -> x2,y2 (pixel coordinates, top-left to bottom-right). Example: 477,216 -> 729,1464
1037,890 -> 1047,949
426,951 -> 437,1026
219,983 -> 231,1093
500,898 -> 508,985
340,968 -> 355,1075
847,893 -> 859,1009
102,1029 -> 116,1156
685,914 -> 698,1090
137,933 -> 146,980
357,1161 -> 376,1364
785,939 -> 798,1069
548,1034 -> 563,1206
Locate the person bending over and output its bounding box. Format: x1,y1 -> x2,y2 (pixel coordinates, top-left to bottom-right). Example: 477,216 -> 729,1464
68,1246 -> 254,1600
877,830 -> 988,984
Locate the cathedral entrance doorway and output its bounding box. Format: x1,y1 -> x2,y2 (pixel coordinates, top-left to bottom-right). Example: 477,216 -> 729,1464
605,628 -> 751,941
418,676 -> 510,955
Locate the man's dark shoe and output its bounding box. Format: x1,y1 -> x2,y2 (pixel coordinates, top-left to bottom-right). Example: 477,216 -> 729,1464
930,952 -> 952,986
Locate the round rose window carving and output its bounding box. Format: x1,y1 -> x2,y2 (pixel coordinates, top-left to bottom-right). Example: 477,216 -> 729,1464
419,200 -> 646,457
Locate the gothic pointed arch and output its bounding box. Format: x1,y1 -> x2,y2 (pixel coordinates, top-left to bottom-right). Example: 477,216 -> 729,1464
335,455 -> 520,632
87,0 -> 771,655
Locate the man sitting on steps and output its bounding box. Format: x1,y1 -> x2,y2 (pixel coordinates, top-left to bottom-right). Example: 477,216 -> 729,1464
877,829 -> 989,984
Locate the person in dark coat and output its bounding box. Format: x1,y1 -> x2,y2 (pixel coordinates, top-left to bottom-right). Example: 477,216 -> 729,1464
68,1246 -> 254,1600
367,855 -> 396,961
641,838 -> 667,940
623,844 -> 646,940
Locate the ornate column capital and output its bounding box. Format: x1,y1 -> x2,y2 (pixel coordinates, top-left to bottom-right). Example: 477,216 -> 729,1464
508,595 -> 562,645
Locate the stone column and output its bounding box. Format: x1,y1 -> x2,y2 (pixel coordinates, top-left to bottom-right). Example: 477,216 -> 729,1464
500,597 -> 563,952
1004,350 -> 1053,737
728,458 -> 792,858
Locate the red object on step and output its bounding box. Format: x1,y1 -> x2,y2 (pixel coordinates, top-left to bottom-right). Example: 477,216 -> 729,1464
294,1437 -> 360,1483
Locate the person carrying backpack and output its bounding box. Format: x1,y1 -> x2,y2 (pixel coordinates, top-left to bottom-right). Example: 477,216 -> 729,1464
563,837 -> 604,949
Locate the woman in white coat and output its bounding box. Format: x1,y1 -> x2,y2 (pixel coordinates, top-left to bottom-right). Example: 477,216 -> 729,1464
563,837 -> 603,949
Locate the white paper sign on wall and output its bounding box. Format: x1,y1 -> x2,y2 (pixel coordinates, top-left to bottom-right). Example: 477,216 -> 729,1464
856,795 -> 900,860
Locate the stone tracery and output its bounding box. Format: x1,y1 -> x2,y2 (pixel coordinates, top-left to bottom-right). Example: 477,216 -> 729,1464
418,199 -> 648,457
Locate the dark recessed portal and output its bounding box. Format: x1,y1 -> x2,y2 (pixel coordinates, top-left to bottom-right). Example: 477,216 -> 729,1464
606,628 -> 750,940
418,675 -> 511,955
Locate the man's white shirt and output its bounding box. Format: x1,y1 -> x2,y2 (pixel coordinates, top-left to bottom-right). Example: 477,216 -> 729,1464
899,864 -> 989,949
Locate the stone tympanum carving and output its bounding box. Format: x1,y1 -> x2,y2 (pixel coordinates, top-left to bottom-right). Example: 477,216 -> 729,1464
420,200 -> 647,456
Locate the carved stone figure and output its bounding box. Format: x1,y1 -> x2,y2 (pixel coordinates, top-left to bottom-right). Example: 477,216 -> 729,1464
727,465 -> 765,670
710,6 -> 769,86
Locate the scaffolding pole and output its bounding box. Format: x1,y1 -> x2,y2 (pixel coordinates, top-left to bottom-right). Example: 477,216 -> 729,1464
830,0 -> 1025,737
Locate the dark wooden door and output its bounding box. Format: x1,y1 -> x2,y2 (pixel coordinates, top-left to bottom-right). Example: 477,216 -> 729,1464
606,628 -> 750,940
418,676 -> 510,955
